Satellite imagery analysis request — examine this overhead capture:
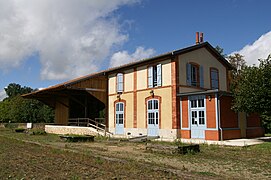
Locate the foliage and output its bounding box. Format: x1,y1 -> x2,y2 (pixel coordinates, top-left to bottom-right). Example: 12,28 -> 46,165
215,45 -> 227,58
4,83 -> 34,99
0,83 -> 54,123
227,53 -> 247,92
232,54 -> 271,132
228,53 -> 247,76
29,129 -> 47,135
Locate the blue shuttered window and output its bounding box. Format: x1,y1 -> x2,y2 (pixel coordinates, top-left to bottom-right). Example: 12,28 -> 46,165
157,64 -> 162,87
117,73 -> 124,93
186,63 -> 192,86
148,66 -> 153,88
210,68 -> 219,89
187,63 -> 204,88
199,65 -> 204,88
148,64 -> 162,88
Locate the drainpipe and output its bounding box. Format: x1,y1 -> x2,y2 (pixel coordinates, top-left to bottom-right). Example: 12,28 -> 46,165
217,94 -> 223,141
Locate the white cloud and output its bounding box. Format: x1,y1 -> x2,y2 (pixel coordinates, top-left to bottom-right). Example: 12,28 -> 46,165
110,46 -> 155,67
0,0 -> 137,80
232,31 -> 271,66
0,89 -> 7,101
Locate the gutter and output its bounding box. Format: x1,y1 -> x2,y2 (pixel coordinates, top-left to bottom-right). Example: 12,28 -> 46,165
217,93 -> 224,141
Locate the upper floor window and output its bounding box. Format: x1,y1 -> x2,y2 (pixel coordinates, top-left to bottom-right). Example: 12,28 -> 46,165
186,63 -> 204,88
116,73 -> 124,93
210,68 -> 219,89
148,64 -> 162,88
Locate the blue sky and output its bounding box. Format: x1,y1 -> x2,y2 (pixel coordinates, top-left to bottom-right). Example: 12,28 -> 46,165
1,0 -> 271,100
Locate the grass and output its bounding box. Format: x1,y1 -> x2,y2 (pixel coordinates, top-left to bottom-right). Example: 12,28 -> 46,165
0,127 -> 270,179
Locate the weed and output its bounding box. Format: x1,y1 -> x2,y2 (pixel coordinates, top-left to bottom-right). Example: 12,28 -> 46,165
195,171 -> 217,176
29,129 -> 47,135
4,123 -> 18,129
95,157 -> 104,164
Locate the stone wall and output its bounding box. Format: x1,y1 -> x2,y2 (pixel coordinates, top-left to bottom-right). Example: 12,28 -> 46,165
45,125 -> 98,136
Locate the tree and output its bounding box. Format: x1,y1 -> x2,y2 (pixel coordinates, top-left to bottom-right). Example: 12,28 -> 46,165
232,54 -> 271,132
228,53 -> 247,77
0,83 -> 54,123
4,83 -> 33,99
215,45 -> 227,58
227,53 -> 247,92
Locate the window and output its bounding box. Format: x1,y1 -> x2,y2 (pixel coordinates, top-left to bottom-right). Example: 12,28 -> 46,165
147,99 -> 159,125
186,63 -> 204,88
210,68 -> 219,89
148,64 -> 162,88
116,102 -> 124,125
116,73 -> 124,93
190,96 -> 205,126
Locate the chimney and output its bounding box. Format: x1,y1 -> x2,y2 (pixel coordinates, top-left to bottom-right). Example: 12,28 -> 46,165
200,32 -> 204,43
196,32 -> 199,44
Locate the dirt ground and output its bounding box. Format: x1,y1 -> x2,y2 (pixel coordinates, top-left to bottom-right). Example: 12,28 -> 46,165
0,128 -> 270,179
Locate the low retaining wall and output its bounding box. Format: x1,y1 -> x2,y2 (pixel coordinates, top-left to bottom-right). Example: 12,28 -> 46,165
45,125 -> 98,136
0,123 -> 51,129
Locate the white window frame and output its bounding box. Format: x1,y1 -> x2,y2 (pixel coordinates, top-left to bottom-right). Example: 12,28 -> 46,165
116,102 -> 124,125
147,99 -> 159,125
116,73 -> 124,93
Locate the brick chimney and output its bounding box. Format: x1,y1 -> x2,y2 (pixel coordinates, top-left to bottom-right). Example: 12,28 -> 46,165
200,32 -> 204,43
196,32 -> 199,44
196,32 -> 204,44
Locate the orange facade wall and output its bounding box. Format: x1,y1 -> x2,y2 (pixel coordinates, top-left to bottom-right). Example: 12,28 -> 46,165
220,96 -> 238,128
180,130 -> 191,139
206,95 -> 216,128
205,130 -> 219,141
247,113 -> 261,127
246,128 -> 264,138
181,97 -> 189,128
222,129 -> 241,140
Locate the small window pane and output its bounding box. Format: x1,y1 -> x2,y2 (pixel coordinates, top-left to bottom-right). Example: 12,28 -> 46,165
156,112 -> 158,124
198,99 -> 204,107
116,104 -> 119,111
119,103 -> 123,111
191,100 -> 197,108
154,100 -> 158,109
148,101 -> 152,110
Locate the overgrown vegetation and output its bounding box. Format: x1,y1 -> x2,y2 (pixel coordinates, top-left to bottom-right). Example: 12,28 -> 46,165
231,54 -> 271,133
0,83 -> 54,123
0,128 -> 270,179
215,46 -> 271,133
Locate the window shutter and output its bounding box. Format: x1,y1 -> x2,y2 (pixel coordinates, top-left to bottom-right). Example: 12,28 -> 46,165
199,66 -> 204,88
148,66 -> 153,88
157,64 -> 162,87
117,73 -> 123,92
186,63 -> 191,85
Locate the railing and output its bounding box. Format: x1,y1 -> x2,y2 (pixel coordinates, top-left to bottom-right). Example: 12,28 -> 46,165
68,118 -> 90,127
68,118 -> 111,136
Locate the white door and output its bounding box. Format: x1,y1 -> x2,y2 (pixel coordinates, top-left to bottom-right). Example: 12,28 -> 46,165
147,99 -> 159,136
115,102 -> 124,134
190,97 -> 206,139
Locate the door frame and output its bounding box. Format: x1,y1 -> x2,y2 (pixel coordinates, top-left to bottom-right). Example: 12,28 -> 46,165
189,95 -> 207,139
147,99 -> 160,136
115,101 -> 125,135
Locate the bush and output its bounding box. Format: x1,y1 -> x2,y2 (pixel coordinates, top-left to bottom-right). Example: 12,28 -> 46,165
29,129 -> 47,135
4,123 -> 18,129
15,128 -> 25,133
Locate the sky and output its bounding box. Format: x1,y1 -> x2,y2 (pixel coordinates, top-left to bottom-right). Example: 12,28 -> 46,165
0,0 -> 271,100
